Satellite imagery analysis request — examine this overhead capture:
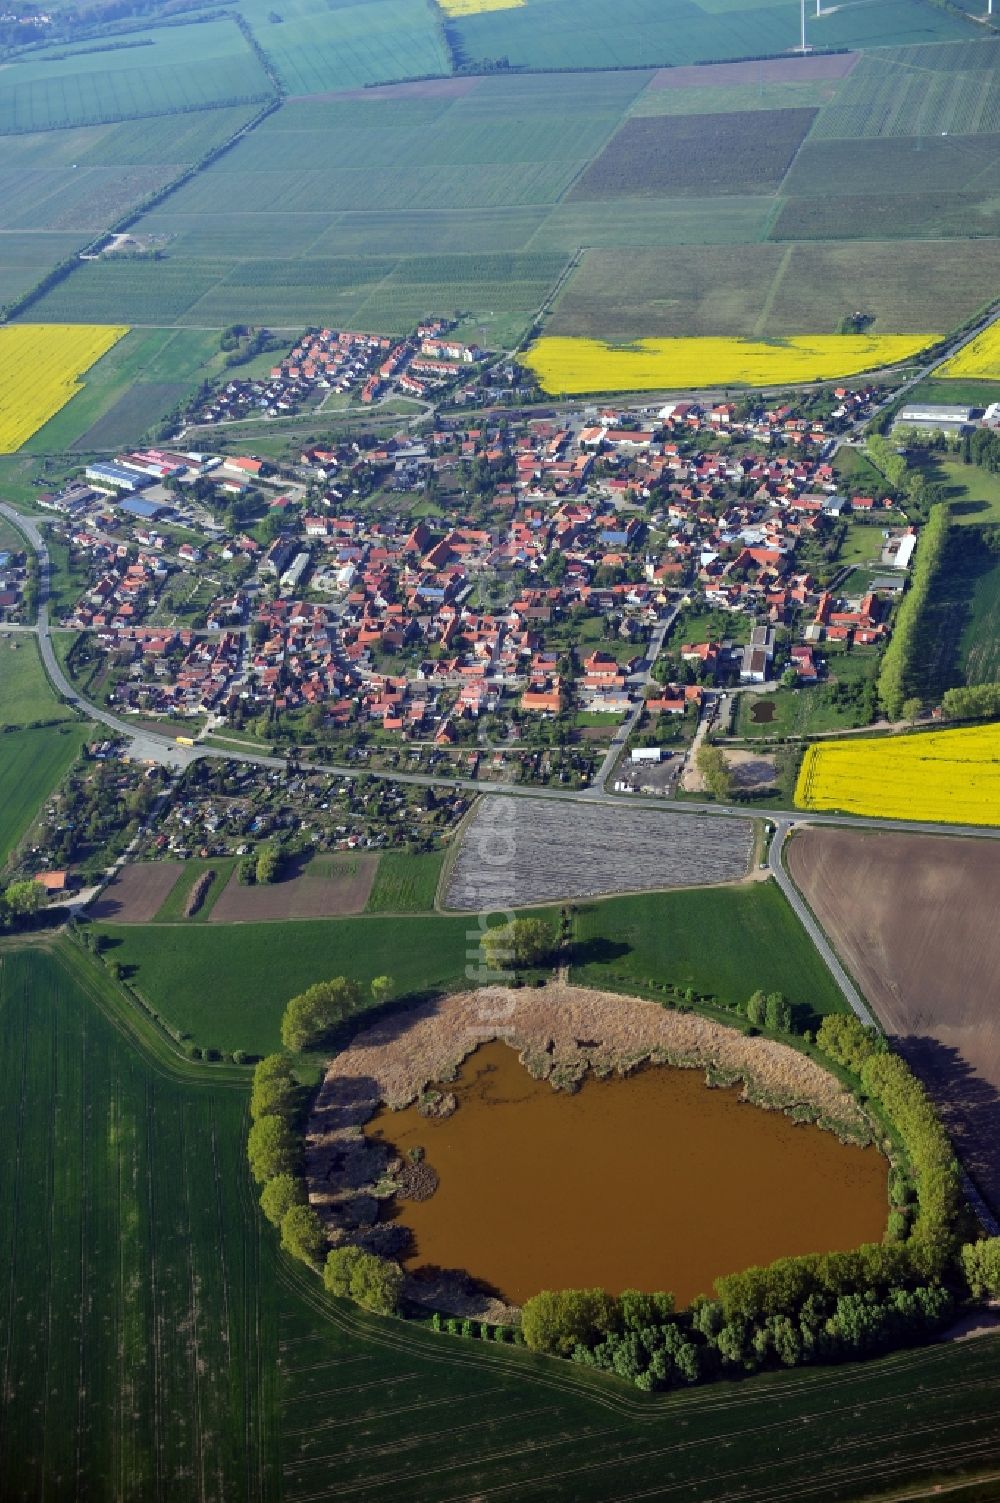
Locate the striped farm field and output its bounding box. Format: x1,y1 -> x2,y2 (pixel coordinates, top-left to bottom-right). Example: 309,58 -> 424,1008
938,322 -> 1000,380
0,323 -> 127,451
794,722 -> 1000,825
523,333 -> 936,395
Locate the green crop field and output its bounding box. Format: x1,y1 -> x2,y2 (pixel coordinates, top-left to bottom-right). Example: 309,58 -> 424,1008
22,73 -> 644,338
0,636 -> 73,728
783,134 -> 1000,200
0,20 -> 272,134
91,912 -> 474,1054
569,109 -> 817,199
529,196 -> 776,251
0,942 -> 276,1498
21,327 -> 225,454
17,36 -> 1000,351
0,105 -> 260,320
570,881 -> 846,1020
959,534 -> 1000,686
811,41 -> 1000,139
771,191 -> 1000,242
91,869 -> 852,1052
631,78 -> 845,117
0,724 -> 88,867
4,940 -> 1000,1501
366,849 -> 444,912
911,520 -> 1000,699
548,240 -> 1000,343
447,0 -> 974,74
237,0 -> 450,94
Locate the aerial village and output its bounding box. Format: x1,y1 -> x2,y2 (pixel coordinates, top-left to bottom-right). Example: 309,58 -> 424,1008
24,321 -> 955,790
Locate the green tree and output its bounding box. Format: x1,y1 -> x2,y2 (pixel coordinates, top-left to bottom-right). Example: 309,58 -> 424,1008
281,977 -> 362,1051
764,992 -> 792,1033
746,989 -> 767,1027
901,697 -> 923,724
521,1288 -> 620,1356
256,842 -> 282,885
247,1114 -> 298,1183
961,1238 -> 1000,1299
2,879 -> 45,921
324,1246 -> 404,1314
696,744 -> 732,801
370,975 -> 394,1006
323,1244 -> 363,1297
250,1052 -> 297,1121
259,1172 -> 305,1227
482,917 -> 553,973
280,1203 -> 326,1265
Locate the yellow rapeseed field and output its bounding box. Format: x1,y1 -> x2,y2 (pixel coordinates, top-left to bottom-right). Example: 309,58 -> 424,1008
795,723 -> 1000,826
523,334 -> 937,395
936,322 -> 1000,381
437,0 -> 523,15
0,323 -> 128,453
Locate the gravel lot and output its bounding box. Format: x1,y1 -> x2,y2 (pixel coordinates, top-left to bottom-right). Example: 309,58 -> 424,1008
444,797 -> 753,910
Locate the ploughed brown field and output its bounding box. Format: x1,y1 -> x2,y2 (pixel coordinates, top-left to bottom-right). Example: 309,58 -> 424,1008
788,827 -> 1000,1212
89,861 -> 182,923
208,852 -> 377,921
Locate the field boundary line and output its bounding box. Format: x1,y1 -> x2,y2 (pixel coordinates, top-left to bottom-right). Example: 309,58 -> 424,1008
271,1252 -> 999,1421
752,242 -> 794,335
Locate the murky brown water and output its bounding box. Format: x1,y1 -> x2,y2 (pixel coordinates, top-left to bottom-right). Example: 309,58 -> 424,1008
751,699 -> 776,723
371,1041 -> 888,1306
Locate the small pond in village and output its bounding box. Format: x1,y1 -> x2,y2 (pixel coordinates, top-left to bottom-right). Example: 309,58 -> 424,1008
369,1041 -> 888,1306
750,699 -> 777,724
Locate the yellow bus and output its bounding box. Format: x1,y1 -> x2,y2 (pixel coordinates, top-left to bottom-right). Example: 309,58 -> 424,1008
175,735 -> 196,747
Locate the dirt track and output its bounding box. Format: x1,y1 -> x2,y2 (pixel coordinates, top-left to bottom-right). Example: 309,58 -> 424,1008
90,861 -> 182,923
788,827 -> 1000,1212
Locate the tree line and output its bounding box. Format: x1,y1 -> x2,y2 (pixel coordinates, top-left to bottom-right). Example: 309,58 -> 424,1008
876,502 -> 950,720
505,1015 -> 999,1390
248,974 -> 1000,1383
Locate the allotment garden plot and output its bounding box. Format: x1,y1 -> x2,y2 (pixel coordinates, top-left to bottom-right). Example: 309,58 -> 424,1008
788,827 -> 1000,1212
89,860 -> 184,923
444,797 -> 753,910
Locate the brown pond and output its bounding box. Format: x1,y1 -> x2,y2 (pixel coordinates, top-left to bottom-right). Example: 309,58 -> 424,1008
369,1041 -> 888,1307
750,699 -> 776,723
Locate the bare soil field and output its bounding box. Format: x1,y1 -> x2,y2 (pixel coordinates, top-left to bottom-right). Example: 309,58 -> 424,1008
648,54 -> 858,87
727,749 -> 777,790
569,109 -> 816,198
787,827 -> 1000,1211
444,796 -> 752,910
208,852 -> 378,922
89,861 -> 182,923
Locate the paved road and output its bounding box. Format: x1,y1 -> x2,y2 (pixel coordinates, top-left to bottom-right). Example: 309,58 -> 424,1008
767,820 -> 875,1026
8,497 -> 1000,839
589,605 -> 678,793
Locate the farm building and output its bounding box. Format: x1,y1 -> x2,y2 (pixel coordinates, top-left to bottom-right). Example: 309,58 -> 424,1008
118,496 -> 171,521
85,462 -> 154,493
893,404 -> 974,435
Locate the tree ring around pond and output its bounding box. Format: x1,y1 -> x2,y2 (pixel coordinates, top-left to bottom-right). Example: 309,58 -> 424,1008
308,984 -> 886,1319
